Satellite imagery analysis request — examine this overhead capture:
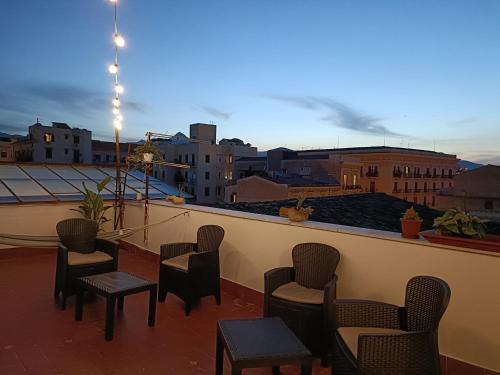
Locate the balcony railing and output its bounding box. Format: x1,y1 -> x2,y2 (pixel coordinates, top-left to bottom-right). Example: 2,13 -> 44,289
393,171 -> 402,178
424,172 -> 432,178
343,184 -> 362,190
365,171 -> 379,177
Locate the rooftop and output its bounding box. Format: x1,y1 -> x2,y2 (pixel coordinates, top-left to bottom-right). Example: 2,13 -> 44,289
293,146 -> 457,158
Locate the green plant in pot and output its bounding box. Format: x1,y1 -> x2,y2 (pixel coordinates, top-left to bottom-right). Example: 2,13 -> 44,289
287,195 -> 314,222
133,141 -> 160,163
400,206 -> 423,239
433,208 -> 486,238
71,177 -> 113,230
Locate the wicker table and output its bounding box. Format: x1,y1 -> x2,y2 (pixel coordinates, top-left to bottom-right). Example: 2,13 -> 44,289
216,317 -> 312,375
75,271 -> 157,341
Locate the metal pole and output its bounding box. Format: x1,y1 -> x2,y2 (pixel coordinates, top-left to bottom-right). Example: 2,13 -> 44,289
114,127 -> 123,229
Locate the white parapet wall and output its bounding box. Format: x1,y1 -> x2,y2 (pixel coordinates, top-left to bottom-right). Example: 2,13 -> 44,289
122,201 -> 500,372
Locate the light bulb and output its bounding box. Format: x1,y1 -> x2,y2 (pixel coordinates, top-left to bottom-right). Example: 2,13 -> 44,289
116,114 -> 123,121
112,98 -> 121,108
114,84 -> 124,94
108,63 -> 118,74
112,108 -> 120,115
109,0 -> 117,3
114,34 -> 125,48
113,119 -> 122,130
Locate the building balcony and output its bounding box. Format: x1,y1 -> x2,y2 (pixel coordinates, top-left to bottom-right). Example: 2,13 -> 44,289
342,184 -> 362,190
0,201 -> 499,374
365,171 -> 379,177
392,171 -> 402,178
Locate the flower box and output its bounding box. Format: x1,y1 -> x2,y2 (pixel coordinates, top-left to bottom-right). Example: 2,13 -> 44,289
420,230 -> 500,253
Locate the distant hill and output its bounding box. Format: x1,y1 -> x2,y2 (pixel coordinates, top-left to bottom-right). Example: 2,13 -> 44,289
459,160 -> 482,170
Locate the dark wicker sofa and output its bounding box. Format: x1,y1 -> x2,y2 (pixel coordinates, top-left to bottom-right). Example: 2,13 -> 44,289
264,242 -> 340,366
54,218 -> 119,310
158,225 -> 224,315
332,275 -> 451,375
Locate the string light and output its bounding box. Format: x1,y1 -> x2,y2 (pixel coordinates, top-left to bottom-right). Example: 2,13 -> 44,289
114,34 -> 126,48
113,119 -> 122,130
108,63 -> 118,74
112,107 -> 120,115
116,113 -> 123,121
114,83 -> 124,94
112,98 -> 121,108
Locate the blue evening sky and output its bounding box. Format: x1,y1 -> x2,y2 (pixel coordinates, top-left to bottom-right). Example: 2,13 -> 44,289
1,0 -> 500,164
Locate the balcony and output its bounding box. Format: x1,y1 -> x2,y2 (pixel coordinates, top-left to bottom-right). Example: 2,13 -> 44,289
392,171 -> 402,178
342,184 -> 362,190
424,172 -> 432,178
1,201 -> 500,374
365,171 -> 379,177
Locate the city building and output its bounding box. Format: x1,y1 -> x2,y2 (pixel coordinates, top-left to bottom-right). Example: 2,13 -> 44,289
29,122 -> 92,164
92,140 -> 138,164
0,132 -> 32,162
224,174 -> 341,203
237,146 -> 459,207
436,165 -> 500,219
154,123 -> 257,203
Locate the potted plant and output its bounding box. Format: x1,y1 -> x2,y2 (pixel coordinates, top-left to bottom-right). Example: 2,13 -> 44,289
420,208 -> 500,253
71,177 -> 113,230
400,206 -> 423,239
166,169 -> 186,204
287,195 -> 314,222
133,141 -> 160,163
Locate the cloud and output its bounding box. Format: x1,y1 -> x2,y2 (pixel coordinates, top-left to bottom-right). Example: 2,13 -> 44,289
197,105 -> 231,121
263,95 -> 402,136
448,117 -> 477,127
0,123 -> 29,136
0,82 -> 145,120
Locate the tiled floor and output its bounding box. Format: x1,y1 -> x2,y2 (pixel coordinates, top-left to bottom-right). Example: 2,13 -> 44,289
0,249 -> 329,375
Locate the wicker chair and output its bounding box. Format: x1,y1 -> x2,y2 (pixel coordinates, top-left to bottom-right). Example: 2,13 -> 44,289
54,218 -> 119,310
158,225 -> 225,316
332,276 -> 451,375
264,243 -> 340,366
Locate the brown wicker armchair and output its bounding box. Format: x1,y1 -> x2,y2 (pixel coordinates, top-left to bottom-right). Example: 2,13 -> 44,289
332,276 -> 451,375
264,243 -> 340,366
158,225 -> 225,316
54,218 -> 119,310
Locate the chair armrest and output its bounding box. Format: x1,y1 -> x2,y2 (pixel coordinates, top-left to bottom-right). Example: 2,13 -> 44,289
264,267 -> 294,315
357,331 -> 437,373
95,239 -> 119,258
323,275 -> 338,329
160,242 -> 196,261
57,244 -> 69,265
333,299 -> 401,329
188,250 -> 219,271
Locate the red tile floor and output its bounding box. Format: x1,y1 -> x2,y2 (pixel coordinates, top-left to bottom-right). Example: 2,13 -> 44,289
0,249 -> 329,375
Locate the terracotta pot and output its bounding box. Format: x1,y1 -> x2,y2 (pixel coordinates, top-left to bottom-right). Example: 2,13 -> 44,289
287,207 -> 313,222
420,230 -> 500,253
400,219 -> 423,239
166,195 -> 185,205
279,207 -> 290,218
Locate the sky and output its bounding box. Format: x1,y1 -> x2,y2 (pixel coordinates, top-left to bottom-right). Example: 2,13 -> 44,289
1,0 -> 500,164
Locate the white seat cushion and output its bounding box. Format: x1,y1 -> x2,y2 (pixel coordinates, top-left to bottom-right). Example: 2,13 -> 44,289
337,327 -> 406,358
271,282 -> 324,304
161,252 -> 196,271
68,251 -> 113,266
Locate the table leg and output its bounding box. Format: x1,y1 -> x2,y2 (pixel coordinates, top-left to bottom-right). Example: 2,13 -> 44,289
300,359 -> 312,375
105,296 -> 116,341
117,296 -> 124,312
148,285 -> 157,327
272,365 -> 280,374
215,330 -> 224,375
75,285 -> 84,321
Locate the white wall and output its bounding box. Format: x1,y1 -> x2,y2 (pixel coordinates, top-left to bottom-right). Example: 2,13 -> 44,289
123,201 -> 500,372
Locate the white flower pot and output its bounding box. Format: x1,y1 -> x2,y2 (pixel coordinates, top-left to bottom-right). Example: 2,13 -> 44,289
143,153 -> 154,162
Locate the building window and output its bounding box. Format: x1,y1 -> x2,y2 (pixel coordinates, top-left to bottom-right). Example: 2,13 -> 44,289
0,151 -> 7,158
393,182 -> 398,192
423,196 -> 427,206
205,171 -> 210,180
413,196 -> 418,204
204,187 -> 210,197
64,134 -> 69,140
162,171 -> 165,179
64,148 -> 68,155
218,172 -> 221,179
343,174 -> 348,187
45,148 -> 53,159
424,182 -> 427,192
353,175 -> 357,186
228,155 -> 233,163
205,154 -> 210,163
216,186 -> 221,196
185,171 -> 188,180
154,171 -> 158,178
178,154 -> 182,163
74,135 -> 80,144
414,182 -> 418,191
448,169 -> 453,178
441,169 -> 445,178
191,154 -> 195,165
405,182 -> 409,193
449,182 -> 452,187
432,196 -> 436,206
230,193 -> 237,203
106,154 -> 110,162
485,200 -> 493,210
185,154 -> 188,163
44,133 -> 54,143
229,171 -> 233,180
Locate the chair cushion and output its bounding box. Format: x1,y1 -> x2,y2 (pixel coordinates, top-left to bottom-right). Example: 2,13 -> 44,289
337,327 -> 405,358
161,252 -> 196,271
271,282 -> 324,304
68,251 -> 113,266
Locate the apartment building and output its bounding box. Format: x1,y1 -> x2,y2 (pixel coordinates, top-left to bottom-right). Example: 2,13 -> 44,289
29,122 -> 92,163
236,146 -> 458,207
154,123 -> 257,203
436,165 -> 500,219
92,140 -> 138,164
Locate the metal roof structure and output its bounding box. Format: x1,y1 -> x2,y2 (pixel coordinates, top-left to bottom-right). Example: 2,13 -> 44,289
0,164 -> 191,203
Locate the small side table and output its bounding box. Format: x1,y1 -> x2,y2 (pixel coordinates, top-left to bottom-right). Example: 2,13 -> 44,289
75,271 -> 157,341
216,317 -> 312,375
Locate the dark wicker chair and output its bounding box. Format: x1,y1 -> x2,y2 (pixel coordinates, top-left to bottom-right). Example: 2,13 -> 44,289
332,276 -> 451,375
158,225 -> 225,315
54,218 -> 119,310
264,243 -> 340,366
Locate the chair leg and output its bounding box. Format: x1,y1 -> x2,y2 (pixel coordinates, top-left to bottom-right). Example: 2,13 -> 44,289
158,287 -> 167,302
61,294 -> 67,310
184,300 -> 192,316
54,286 -> 60,299
214,281 -> 221,305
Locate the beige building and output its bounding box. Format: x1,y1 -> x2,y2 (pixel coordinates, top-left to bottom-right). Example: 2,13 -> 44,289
224,174 -> 341,203
239,146 -> 459,207
155,123 -> 257,204
436,165 -> 500,219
